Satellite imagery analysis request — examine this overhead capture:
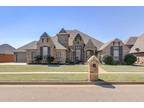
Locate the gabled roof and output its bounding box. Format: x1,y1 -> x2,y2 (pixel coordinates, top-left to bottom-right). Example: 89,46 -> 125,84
59,28 -> 67,33
85,39 -> 96,49
52,36 -> 67,50
124,36 -> 137,45
130,33 -> 144,53
65,29 -> 103,48
40,32 -> 50,38
98,38 -> 122,51
14,41 -> 37,52
0,44 -> 15,54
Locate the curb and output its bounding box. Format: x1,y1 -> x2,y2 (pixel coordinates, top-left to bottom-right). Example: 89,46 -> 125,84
0,80 -> 144,85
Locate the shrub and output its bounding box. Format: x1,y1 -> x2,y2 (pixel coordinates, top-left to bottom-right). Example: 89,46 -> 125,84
65,58 -> 74,64
124,54 -> 137,65
34,55 -> 42,63
102,55 -> 114,65
47,56 -> 55,64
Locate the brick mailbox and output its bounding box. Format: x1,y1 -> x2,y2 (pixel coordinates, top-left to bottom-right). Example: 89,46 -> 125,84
87,55 -> 99,81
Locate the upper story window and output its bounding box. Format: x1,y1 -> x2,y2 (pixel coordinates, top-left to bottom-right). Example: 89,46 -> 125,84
75,45 -> 81,49
61,38 -> 65,45
42,39 -> 44,43
75,36 -> 81,41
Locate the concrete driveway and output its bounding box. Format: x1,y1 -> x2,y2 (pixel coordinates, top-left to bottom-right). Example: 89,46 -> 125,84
0,84 -> 144,102
0,63 -> 27,65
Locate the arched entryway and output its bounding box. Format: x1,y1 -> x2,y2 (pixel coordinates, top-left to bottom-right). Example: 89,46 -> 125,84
86,50 -> 94,60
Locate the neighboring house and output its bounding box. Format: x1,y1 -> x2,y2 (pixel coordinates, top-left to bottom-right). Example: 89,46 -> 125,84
129,33 -> 144,64
98,38 -> 129,62
14,28 -> 104,64
0,44 -> 16,62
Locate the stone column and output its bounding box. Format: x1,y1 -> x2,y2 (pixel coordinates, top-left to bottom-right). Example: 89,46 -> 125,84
87,55 -> 99,81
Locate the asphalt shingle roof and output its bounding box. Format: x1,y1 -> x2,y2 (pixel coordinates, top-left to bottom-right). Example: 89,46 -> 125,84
14,29 -> 104,51
98,38 -> 122,51
130,33 -> 144,53
124,36 -> 138,45
51,36 -> 67,50
0,44 -> 15,54
65,29 -> 103,48
14,41 -> 37,52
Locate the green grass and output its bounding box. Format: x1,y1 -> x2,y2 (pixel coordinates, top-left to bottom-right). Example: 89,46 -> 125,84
0,74 -> 87,81
100,73 -> 144,81
0,65 -> 88,72
0,73 -> 144,81
101,65 -> 144,72
0,73 -> 143,81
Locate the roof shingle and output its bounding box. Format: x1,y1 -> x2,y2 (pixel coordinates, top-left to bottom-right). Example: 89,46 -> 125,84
130,33 -> 144,53
0,44 -> 15,54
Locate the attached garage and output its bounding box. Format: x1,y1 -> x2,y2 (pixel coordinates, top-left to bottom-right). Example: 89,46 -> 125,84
14,52 -> 26,62
0,44 -> 16,62
14,41 -> 37,63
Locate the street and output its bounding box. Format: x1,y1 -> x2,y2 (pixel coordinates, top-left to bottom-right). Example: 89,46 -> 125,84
0,84 -> 144,101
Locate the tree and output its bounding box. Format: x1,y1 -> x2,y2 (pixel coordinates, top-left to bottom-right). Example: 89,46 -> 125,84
124,54 -> 137,65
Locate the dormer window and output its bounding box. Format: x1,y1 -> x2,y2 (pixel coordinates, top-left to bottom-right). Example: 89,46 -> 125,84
47,38 -> 49,42
42,39 -> 44,43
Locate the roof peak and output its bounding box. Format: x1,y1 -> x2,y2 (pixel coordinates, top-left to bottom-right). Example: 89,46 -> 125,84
59,28 -> 67,33
40,32 -> 50,38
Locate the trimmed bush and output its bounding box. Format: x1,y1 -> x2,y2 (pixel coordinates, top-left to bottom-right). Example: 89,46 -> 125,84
34,55 -> 42,63
47,56 -> 55,64
65,58 -> 74,64
102,55 -> 114,65
124,54 -> 137,65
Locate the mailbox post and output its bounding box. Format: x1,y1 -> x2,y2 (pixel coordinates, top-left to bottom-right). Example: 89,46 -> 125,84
87,55 -> 99,81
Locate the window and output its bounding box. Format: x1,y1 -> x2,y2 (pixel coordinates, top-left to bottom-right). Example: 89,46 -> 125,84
76,49 -> 81,61
113,46 -> 119,60
47,38 -> 49,42
42,39 -> 44,43
56,51 -> 61,62
43,46 -> 48,57
61,39 -> 65,45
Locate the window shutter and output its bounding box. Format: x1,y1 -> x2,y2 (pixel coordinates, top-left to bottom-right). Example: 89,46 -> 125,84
48,47 -> 50,57
119,46 -> 123,62
40,47 -> 43,57
110,46 -> 113,57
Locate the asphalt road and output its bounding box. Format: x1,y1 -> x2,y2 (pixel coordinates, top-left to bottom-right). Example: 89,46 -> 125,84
0,84 -> 144,102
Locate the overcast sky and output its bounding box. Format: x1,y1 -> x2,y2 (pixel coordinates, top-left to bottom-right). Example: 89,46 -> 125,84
0,6 -> 144,48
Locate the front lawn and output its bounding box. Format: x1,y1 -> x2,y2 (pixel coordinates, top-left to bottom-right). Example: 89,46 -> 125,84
0,73 -> 87,81
0,65 -> 88,72
100,73 -> 144,81
0,73 -> 144,81
101,65 -> 144,72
